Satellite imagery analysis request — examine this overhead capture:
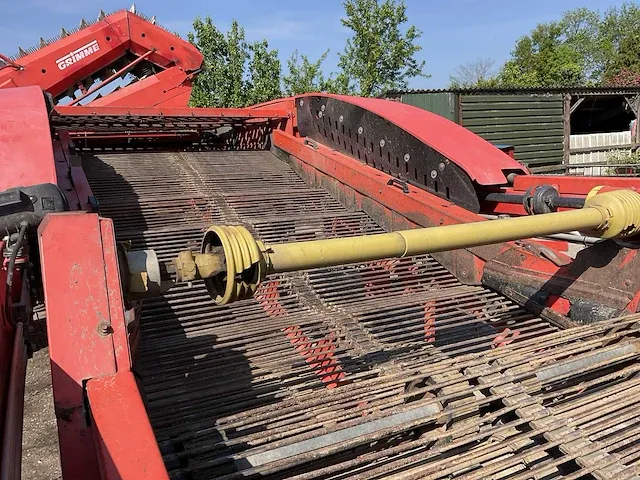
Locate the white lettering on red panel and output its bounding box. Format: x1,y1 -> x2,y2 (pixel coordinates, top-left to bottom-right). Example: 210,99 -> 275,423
56,40 -> 100,70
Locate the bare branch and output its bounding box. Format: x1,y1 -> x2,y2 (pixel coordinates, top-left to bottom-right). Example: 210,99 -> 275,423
449,58 -> 496,88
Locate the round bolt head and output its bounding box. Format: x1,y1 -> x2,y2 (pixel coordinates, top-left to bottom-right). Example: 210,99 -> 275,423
404,154 -> 410,162
318,111 -> 323,118
97,322 -> 112,336
379,139 -> 386,147
438,162 -> 445,171
321,105 -> 326,111
339,115 -> 344,122
357,126 -> 363,135
430,170 -> 437,179
299,99 -> 304,106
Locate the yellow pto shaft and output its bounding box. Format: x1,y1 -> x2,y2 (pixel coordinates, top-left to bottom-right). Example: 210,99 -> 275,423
174,187 -> 640,305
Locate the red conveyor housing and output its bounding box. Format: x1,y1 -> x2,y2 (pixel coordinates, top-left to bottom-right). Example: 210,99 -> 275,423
0,9 -> 203,107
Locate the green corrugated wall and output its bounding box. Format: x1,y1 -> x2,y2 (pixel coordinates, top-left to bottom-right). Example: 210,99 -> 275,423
460,94 -> 564,167
401,92 -> 457,122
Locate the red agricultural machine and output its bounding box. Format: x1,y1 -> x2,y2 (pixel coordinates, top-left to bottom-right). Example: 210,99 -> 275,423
3,9 -> 640,480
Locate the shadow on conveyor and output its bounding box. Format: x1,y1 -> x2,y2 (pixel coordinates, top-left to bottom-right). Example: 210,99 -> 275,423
83,154 -> 162,234
523,240 -> 623,323
83,155 -> 278,479
138,298 -> 266,480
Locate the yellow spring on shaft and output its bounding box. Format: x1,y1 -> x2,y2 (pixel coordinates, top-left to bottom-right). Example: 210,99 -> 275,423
585,188 -> 640,239
201,225 -> 264,304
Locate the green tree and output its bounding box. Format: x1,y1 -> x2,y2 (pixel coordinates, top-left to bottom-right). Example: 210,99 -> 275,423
496,2 -> 640,87
600,3 -> 640,82
283,50 -> 331,96
247,40 -> 282,104
337,0 -> 428,96
498,21 -> 587,87
188,17 -> 281,107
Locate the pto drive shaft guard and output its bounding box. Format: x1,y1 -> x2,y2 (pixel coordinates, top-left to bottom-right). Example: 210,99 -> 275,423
174,187 -> 640,305
200,225 -> 266,304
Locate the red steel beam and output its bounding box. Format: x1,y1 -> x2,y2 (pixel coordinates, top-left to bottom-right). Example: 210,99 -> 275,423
88,67 -> 196,108
54,105 -> 290,119
86,372 -> 169,480
513,174 -> 640,195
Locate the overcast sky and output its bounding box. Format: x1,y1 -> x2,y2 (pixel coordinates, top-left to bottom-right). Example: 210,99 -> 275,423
0,0 -> 630,88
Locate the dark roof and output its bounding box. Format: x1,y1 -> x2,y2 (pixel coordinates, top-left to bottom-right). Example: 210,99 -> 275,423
383,86 -> 640,97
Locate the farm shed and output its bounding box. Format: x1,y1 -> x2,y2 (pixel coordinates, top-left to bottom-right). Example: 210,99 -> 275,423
384,87 -> 640,172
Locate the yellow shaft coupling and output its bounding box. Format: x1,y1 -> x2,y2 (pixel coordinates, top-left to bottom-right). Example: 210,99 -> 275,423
175,187 -> 640,305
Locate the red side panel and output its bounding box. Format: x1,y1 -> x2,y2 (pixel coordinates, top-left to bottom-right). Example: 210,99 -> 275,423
127,14 -> 202,71
311,94 -> 529,186
0,13 -> 131,98
40,212 -> 169,479
87,372 -> 169,480
0,11 -> 203,103
0,86 -> 56,190
38,214 -> 125,479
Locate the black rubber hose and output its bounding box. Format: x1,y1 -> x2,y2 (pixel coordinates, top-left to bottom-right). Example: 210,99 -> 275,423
6,222 -> 27,288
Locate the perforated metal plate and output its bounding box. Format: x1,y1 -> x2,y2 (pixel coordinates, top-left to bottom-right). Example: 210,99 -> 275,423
297,96 -> 481,212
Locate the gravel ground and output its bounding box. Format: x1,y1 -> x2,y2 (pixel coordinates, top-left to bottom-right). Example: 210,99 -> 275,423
21,347 -> 61,480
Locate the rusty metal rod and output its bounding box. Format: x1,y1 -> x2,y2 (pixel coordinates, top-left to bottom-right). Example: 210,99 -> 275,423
238,401 -> 442,468
68,49 -> 154,106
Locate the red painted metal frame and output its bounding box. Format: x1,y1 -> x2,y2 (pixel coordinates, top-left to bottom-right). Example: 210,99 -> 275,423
481,175 -> 640,216
68,49 -> 154,106
514,175 -> 640,195
89,67 -> 198,108
0,11 -> 203,107
39,213 -> 167,479
0,86 -> 56,191
86,372 -> 169,480
55,104 -> 290,119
